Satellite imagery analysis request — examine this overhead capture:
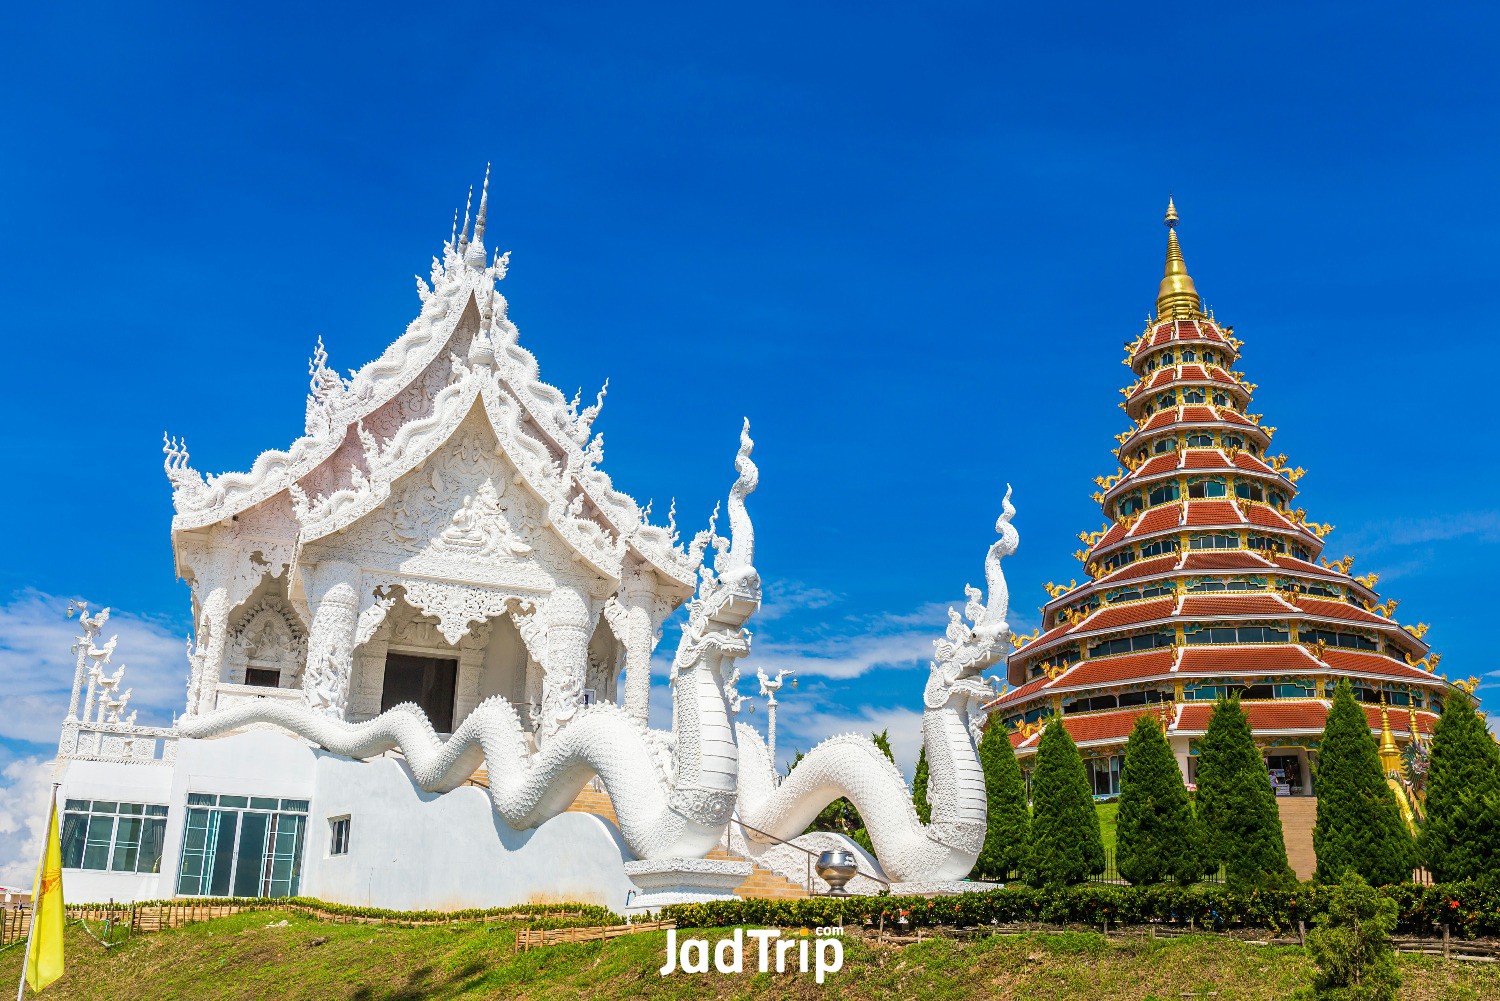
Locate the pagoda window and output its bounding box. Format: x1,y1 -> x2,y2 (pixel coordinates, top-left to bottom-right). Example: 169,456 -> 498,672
1118,493 -> 1144,517
1181,348 -> 1197,362
1182,389 -> 1207,405
1350,685 -> 1380,703
1183,623 -> 1290,645
1157,392 -> 1178,408
1184,683 -> 1229,701
1242,684 -> 1274,700
1269,490 -> 1287,509
1108,587 -> 1143,602
1186,433 -> 1214,448
1101,549 -> 1137,572
1222,433 -> 1245,449
1116,689 -> 1169,708
1274,681 -> 1316,699
1247,534 -> 1287,554
1153,437 -> 1177,454
1235,481 -> 1266,502
1020,706 -> 1051,726
1142,403 -> 1156,418
1189,533 -> 1239,550
1303,628 -> 1377,652
1140,537 -> 1180,558
1300,582 -> 1337,598
1291,544 -> 1312,561
1187,476 -> 1227,499
1430,696 -> 1444,715
1064,693 -> 1119,714
1212,391 -> 1231,407
1088,630 -> 1173,658
1385,690 -> 1411,707
1148,482 -> 1180,506
1202,350 -> 1218,364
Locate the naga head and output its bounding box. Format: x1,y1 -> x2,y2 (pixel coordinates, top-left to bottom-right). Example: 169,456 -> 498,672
925,486 -> 1018,710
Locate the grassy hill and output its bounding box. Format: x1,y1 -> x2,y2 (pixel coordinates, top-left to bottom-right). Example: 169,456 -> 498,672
4,908 -> 1498,1000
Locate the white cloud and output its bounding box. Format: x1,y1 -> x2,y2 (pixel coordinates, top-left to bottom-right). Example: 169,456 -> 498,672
0,590 -> 188,744
772,698 -> 927,780
1343,511 -> 1500,552
0,756 -> 56,889
755,580 -> 841,622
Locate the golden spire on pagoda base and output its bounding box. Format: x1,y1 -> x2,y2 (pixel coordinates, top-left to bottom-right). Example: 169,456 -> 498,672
1156,197 -> 1204,320
1378,701 -> 1404,778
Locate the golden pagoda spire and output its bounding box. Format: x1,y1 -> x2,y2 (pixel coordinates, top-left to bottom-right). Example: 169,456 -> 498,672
1378,700 -> 1403,777
1156,197 -> 1203,320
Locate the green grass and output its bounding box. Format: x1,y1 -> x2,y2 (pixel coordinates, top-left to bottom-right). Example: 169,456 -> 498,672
4,909 -> 1498,1000
1096,800 -> 1119,852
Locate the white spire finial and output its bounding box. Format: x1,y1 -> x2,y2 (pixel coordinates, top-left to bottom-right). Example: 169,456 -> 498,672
474,163 -> 490,243
457,186 -> 473,253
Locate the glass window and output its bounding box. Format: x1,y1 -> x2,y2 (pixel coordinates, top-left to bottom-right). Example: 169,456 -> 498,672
1274,682 -> 1316,699
1212,391 -> 1230,406
1153,437 -> 1177,454
1148,482 -> 1180,506
1189,533 -> 1239,550
1086,755 -> 1123,797
1157,392 -> 1177,409
1118,493 -> 1144,517
1183,388 -> 1206,404
329,817 -> 351,856
1222,434 -> 1245,449
1236,481 -> 1265,502
60,800 -> 167,874
176,794 -> 308,898
1186,433 -> 1214,447
1140,537 -> 1180,558
1181,348 -> 1197,362
1188,477 -> 1227,499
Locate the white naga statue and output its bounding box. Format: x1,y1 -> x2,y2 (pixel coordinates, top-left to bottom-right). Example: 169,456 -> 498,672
734,487 -> 1017,883
179,424 -> 762,863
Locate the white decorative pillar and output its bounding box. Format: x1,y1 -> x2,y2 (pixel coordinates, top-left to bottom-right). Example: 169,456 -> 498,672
453,623 -> 492,726
537,584 -> 596,740
301,561 -> 361,719
188,585 -> 231,716
604,566 -> 672,726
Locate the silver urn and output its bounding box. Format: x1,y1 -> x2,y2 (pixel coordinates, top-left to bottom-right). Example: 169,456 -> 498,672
815,849 -> 859,895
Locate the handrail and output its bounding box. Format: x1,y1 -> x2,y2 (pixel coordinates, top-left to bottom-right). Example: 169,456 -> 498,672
731,817 -> 890,889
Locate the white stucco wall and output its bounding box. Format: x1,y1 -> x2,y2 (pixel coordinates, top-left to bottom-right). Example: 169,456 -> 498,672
56,729 -> 637,912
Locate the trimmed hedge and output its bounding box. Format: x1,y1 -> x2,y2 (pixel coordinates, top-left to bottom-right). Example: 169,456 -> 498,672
660,878 -> 1500,939
66,896 -> 621,927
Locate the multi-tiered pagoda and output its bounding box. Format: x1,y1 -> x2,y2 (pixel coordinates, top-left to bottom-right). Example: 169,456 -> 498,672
987,201 -> 1470,801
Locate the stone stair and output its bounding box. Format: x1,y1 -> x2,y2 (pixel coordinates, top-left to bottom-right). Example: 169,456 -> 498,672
564,785 -> 808,900
1278,796 -> 1318,881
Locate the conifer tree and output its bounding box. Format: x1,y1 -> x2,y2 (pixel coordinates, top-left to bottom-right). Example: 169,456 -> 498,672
1024,719 -> 1105,886
1313,681 -> 1415,885
912,745 -> 931,824
974,721 -> 1030,879
1116,714 -> 1204,884
1195,695 -> 1293,885
1419,696 -> 1500,882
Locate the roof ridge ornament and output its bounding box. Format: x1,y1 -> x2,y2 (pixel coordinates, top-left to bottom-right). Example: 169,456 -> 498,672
1156,196 -> 1203,320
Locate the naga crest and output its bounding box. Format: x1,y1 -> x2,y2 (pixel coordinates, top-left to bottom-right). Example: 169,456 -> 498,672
925,485 -> 1017,710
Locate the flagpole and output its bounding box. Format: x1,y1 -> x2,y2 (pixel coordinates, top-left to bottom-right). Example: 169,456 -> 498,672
16,783 -> 59,1001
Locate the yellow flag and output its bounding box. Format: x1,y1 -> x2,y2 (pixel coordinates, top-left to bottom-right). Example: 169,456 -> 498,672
25,788 -> 64,993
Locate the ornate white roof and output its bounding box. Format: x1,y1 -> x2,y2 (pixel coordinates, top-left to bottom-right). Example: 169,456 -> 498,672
164,172 -> 702,592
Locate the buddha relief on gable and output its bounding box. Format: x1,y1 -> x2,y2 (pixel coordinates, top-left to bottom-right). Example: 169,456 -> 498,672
225,595 -> 307,688
330,416 -> 556,589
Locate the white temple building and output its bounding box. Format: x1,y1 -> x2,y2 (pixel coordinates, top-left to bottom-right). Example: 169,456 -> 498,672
51,174 -> 1015,912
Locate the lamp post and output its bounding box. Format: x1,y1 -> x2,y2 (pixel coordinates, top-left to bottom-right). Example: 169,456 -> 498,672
756,669 -> 795,767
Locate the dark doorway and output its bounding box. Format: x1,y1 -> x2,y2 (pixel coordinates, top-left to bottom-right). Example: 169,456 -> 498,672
380,654 -> 458,732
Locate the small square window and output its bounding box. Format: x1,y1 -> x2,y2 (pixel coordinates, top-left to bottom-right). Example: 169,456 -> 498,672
329,816 -> 351,856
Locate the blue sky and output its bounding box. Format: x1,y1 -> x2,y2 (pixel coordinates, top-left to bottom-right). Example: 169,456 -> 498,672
2,4 -> 1498,868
